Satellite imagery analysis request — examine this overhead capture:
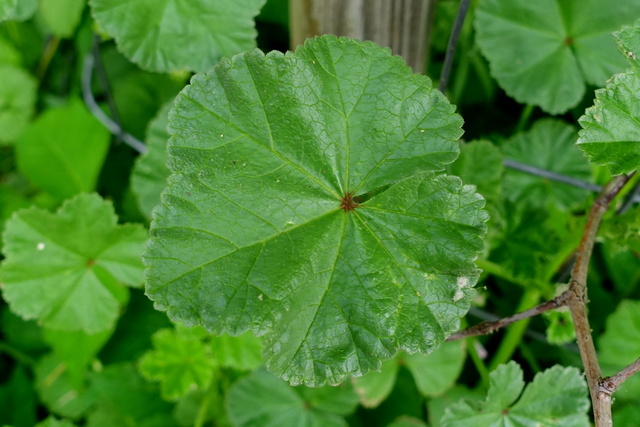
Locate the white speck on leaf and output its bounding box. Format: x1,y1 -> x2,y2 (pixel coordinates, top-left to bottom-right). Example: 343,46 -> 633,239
220,134 -> 224,137
453,276 -> 470,301
258,293 -> 263,301
419,129 -> 425,133
37,242 -> 45,251
457,276 -> 469,289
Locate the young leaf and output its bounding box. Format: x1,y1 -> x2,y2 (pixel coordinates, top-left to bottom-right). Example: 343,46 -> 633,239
15,99 -> 110,200
578,68 -> 640,175
614,19 -> 640,68
131,100 -> 172,219
598,299 -> 640,400
0,64 -> 36,145
144,36 -> 488,386
475,0 -> 640,114
139,326 -> 215,400
89,0 -> 266,73
227,368 -> 358,427
209,332 -> 262,370
441,362 -> 590,426
502,119 -> 592,210
1,193 -> 146,333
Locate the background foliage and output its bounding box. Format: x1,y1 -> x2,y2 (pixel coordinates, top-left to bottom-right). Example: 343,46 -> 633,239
0,0 -> 640,426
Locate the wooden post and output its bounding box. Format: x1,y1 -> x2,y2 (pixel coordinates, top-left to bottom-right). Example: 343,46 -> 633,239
289,0 -> 436,74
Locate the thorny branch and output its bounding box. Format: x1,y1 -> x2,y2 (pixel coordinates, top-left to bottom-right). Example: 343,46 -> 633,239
569,173 -> 634,427
447,292 -> 569,341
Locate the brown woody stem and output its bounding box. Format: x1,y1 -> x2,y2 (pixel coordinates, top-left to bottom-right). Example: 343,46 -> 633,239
564,173 -> 632,427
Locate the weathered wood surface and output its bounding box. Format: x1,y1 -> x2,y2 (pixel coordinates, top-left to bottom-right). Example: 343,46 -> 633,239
290,0 -> 435,73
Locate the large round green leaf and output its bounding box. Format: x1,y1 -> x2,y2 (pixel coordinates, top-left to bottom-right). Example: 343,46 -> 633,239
144,36 -> 488,386
89,0 -> 265,73
475,0 -> 640,114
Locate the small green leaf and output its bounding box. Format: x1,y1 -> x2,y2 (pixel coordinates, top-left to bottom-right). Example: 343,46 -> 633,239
131,100 -> 172,219
352,358 -> 399,408
89,0 -> 266,73
139,326 -> 215,400
35,354 -> 96,420
43,328 -> 113,389
544,310 -> 576,345
475,0 -> 640,114
209,332 -> 262,370
145,35 -> 487,386
578,68 -> 640,175
1,193 -> 146,333
441,362 -> 590,426
38,0 -> 85,37
404,339 -> 465,397
15,99 -> 110,200
599,299 -> 640,400
0,65 -> 36,145
503,119 -> 592,210
227,368 -> 358,427
614,19 -> 640,68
